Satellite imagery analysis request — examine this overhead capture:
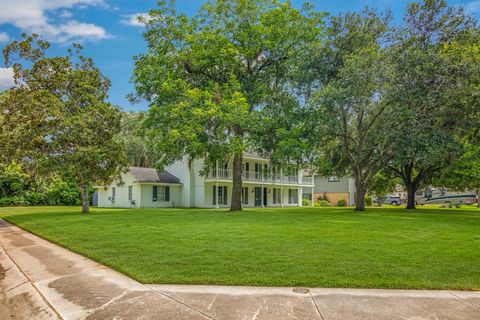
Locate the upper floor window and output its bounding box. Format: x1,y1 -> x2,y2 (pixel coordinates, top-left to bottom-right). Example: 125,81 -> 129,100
328,176 -> 340,182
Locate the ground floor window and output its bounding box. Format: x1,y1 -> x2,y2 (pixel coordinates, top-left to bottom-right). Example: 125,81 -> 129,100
273,188 -> 281,204
128,186 -> 133,201
288,189 -> 298,204
303,193 -> 312,200
241,187 -> 248,204
153,186 -> 170,202
213,186 -> 228,205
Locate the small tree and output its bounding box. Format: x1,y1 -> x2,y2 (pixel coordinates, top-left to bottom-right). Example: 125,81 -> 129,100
368,171 -> 400,206
436,142 -> 480,207
2,34 -> 127,213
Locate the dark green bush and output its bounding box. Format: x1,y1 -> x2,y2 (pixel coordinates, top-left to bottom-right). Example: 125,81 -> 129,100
0,163 -> 82,207
365,196 -> 373,206
316,200 -> 333,207
337,199 -> 347,207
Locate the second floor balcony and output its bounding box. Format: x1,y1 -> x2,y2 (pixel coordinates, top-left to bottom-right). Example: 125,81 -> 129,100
206,169 -> 314,185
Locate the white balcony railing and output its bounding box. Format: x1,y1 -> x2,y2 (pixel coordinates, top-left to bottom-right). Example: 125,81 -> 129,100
207,169 -> 314,185
301,176 -> 314,184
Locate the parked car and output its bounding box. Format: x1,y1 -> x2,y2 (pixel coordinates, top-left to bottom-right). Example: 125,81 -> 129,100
373,196 -> 402,206
386,196 -> 402,206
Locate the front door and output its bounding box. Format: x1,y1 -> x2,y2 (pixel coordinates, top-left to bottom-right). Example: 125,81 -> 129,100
254,187 -> 262,206
263,187 -> 268,206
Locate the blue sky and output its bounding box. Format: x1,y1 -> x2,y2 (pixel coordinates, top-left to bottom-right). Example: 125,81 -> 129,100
0,0 -> 479,111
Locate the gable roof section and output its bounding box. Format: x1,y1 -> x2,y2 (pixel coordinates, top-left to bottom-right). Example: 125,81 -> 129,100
128,167 -> 181,184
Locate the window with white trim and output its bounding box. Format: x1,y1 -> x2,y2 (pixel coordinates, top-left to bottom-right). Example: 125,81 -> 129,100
153,186 -> 170,202
273,188 -> 281,204
241,187 -> 248,204
288,189 -> 298,204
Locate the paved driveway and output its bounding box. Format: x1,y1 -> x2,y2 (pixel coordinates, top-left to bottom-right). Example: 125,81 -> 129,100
1,219 -> 479,320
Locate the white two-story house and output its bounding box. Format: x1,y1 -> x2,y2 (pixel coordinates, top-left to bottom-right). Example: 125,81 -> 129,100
96,153 -> 314,208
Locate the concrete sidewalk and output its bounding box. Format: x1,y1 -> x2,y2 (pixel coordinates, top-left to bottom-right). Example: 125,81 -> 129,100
1,219 -> 479,320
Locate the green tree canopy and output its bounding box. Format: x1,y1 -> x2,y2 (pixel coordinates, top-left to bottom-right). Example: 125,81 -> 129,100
435,141 -> 480,207
118,112 -> 161,168
1,34 -> 127,213
302,9 -> 393,211
383,0 -> 479,209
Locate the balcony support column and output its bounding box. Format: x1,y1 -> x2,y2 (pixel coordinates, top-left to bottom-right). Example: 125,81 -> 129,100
215,182 -> 219,209
311,186 -> 315,207
298,187 -> 302,207
261,184 -> 264,208
281,186 -> 284,207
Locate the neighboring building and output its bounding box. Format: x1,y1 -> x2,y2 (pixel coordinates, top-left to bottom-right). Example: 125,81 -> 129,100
96,153 -> 315,208
313,176 -> 355,206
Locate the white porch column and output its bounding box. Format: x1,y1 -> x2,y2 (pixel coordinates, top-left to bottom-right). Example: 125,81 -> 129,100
311,186 -> 315,207
298,187 -> 302,207
261,184 -> 264,208
215,182 -> 219,209
281,186 -> 284,207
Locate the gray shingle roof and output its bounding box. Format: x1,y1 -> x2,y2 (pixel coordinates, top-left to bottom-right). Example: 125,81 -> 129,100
128,167 -> 181,184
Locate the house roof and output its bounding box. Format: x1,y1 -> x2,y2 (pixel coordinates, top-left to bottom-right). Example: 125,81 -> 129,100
128,167 -> 181,184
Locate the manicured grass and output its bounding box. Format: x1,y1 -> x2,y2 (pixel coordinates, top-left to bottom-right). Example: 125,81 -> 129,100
1,206 -> 479,290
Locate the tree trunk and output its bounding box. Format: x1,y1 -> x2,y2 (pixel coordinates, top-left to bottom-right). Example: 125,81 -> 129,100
354,177 -> 366,211
230,153 -> 243,212
476,188 -> 479,208
405,182 -> 417,210
81,184 -> 90,214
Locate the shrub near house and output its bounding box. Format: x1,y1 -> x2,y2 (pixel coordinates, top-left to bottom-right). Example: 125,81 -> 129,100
0,162 -> 82,206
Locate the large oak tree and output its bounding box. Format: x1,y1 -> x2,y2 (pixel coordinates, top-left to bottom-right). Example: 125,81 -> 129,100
132,0 -> 323,211
383,0 -> 479,209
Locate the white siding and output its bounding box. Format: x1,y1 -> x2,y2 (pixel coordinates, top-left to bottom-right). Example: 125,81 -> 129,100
193,159 -> 206,208
96,173 -> 140,208
139,184 -> 182,208
96,171 -> 182,208
165,159 -> 194,207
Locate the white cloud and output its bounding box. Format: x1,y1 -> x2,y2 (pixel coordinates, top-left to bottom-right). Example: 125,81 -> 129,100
56,21 -> 109,43
465,1 -> 480,13
0,32 -> 9,43
0,0 -> 110,43
121,13 -> 151,27
0,68 -> 15,91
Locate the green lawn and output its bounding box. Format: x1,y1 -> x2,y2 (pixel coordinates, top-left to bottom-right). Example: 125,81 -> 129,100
1,206 -> 479,290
